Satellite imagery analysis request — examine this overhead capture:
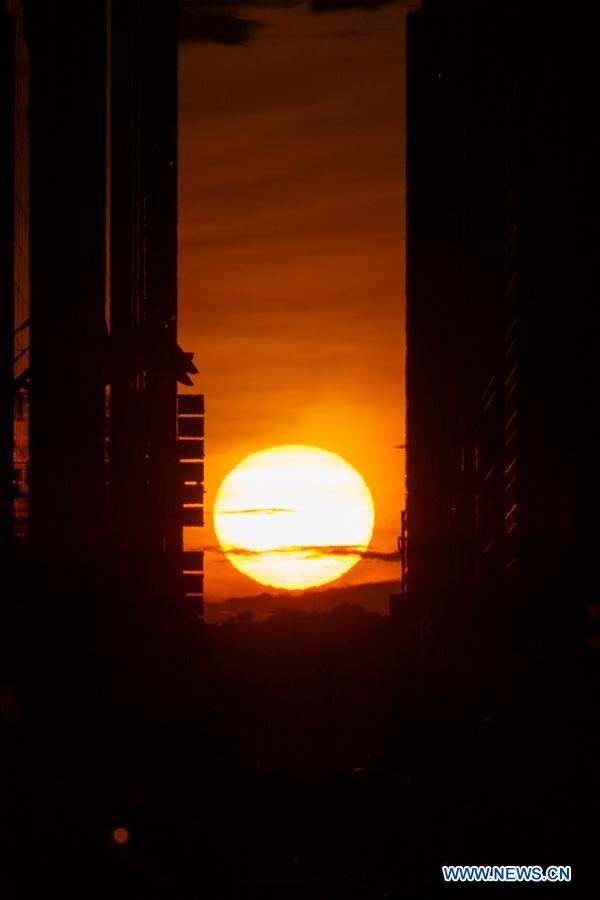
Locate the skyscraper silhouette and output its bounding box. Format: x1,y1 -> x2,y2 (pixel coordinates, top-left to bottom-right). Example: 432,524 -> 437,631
25,1 -> 108,565
1,0 -> 204,621
110,0 -> 203,620
0,0 -> 30,547
406,0 -> 597,689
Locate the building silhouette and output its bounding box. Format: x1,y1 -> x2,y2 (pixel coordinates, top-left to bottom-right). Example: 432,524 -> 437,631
406,0 -> 597,692
0,0 -> 30,547
25,0 -> 108,566
1,0 -> 204,619
110,0 -> 204,619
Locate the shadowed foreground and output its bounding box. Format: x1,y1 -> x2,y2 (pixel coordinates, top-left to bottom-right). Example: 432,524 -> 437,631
5,587 -> 592,898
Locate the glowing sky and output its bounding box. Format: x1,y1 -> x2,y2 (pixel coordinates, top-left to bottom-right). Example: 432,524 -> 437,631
178,3 -> 407,600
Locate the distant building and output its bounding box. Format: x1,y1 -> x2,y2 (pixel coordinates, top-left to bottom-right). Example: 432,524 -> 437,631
0,0 -> 30,545
405,0 -> 597,681
389,593 -> 403,619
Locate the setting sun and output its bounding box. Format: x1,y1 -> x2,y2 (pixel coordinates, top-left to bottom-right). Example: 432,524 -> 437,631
213,445 -> 375,590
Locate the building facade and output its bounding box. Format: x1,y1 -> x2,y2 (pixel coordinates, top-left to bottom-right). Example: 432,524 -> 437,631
405,0 -> 597,690
25,0 -> 108,561
1,0 -> 204,619
0,0 -> 30,546
110,0 -> 204,619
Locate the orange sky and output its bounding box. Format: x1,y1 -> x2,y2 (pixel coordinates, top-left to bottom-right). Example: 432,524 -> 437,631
178,3 -> 407,601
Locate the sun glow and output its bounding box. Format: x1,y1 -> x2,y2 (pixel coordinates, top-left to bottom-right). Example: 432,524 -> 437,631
213,445 -> 375,590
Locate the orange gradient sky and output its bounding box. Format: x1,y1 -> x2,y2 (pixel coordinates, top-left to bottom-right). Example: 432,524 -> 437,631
178,3 -> 407,600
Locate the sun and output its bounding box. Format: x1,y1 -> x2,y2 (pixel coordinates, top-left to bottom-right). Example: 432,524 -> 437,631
213,445 -> 375,590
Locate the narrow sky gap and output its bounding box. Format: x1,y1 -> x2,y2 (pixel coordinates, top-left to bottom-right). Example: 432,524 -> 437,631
179,2 -> 408,600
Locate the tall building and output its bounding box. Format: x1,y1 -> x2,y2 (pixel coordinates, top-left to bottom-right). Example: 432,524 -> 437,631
109,0 -> 204,620
1,0 -> 205,620
405,0 -> 597,688
0,0 -> 30,546
25,0 -> 108,563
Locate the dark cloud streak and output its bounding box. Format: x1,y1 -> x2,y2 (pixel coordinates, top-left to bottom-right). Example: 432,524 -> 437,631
179,0 -> 404,45
179,2 -> 266,45
210,544 -> 401,561
216,507 -> 296,515
311,0 -> 400,11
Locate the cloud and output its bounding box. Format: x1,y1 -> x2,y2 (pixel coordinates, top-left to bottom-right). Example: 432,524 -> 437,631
179,3 -> 266,45
216,507 -> 296,515
179,0 -> 404,45
211,543 -> 401,561
310,0 -> 401,11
